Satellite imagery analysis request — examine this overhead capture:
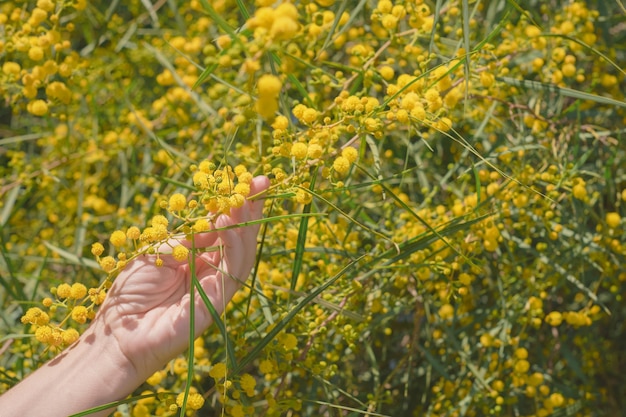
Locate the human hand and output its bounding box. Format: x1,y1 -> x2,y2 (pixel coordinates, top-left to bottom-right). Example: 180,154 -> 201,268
0,176 -> 270,417
91,175 -> 270,382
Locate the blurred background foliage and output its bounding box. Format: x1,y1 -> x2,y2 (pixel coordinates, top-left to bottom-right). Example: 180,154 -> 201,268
1,0 -> 625,416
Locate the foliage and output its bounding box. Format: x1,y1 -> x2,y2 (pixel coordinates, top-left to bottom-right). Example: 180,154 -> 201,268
1,0 -> 625,416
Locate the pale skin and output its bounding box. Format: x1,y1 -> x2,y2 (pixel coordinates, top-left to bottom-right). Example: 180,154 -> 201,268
0,176 -> 270,417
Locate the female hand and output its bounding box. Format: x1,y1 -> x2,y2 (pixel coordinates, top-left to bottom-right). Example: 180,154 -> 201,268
0,175 -> 269,417
96,175 -> 270,381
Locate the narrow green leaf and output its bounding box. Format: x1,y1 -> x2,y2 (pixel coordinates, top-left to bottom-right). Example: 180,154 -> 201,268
194,278 -> 238,368
417,343 -> 453,380
301,185 -> 396,252
305,400 -> 392,417
41,241 -> 100,269
290,182 -> 314,294
461,0 -> 471,87
0,132 -> 46,146
234,0 -> 250,20
505,0 -> 542,27
473,164 -> 481,204
498,76 -> 626,108
180,240 -> 198,417
197,0 -> 242,46
541,33 -> 625,77
0,186 -> 20,227
316,0 -> 367,59
193,62 -> 218,90
68,393 -> 171,417
234,255 -> 365,373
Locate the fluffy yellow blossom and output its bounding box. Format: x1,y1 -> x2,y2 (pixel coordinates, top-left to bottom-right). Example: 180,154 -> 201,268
91,242 -> 104,257
230,193 -> 245,208
99,256 -> 117,272
109,230 -> 126,247
35,326 -> 53,344
268,3 -> 299,40
527,372 -> 544,387
563,311 -> 591,327
514,359 -> 530,373
176,392 -> 205,410
238,171 -> 253,184
307,143 -> 323,159
549,393 -> 565,407
28,46 -> 45,61
301,108 -> 318,124
364,117 -> 380,132
333,156 -> 351,175
70,283 -> 87,299
240,373 -> 256,396
381,14 -> 398,30
2,62 -> 21,76
21,307 -> 50,326
234,182 -> 251,196
56,283 -> 72,299
545,311 -> 563,326
279,333 -> 298,350
192,218 -> 210,233
525,25 -> 541,37
480,71 -> 495,88
606,212 -> 621,229
62,328 -> 80,345
37,0 -> 55,12
193,171 -> 209,189
295,188 -> 312,204
515,347 -> 528,359
271,15 -> 300,40
89,288 -> 107,305
168,193 -> 187,211
151,215 -> 169,228
272,115 -> 289,130
275,2 -> 298,20
73,0 -> 87,10
146,370 -> 165,385
256,96 -> 279,119
379,65 -> 394,80
234,164 -> 247,177
27,100 -> 49,116
46,81 -> 72,104
209,362 -> 227,380
291,142 -> 308,160
140,225 -> 168,243
341,147 -> 358,163
71,305 -> 89,324
259,359 -> 275,374
29,8 -> 49,27
438,303 -> 454,320
230,405 -> 245,417
172,245 -> 189,262
572,182 -> 587,200
126,226 -> 141,240
257,74 -> 282,97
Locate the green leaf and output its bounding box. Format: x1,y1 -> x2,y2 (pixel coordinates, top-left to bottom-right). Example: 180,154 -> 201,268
234,255 -> 366,373
498,76 -> 626,109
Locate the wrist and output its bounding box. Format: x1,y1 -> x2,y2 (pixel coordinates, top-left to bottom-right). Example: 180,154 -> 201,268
0,319 -> 142,417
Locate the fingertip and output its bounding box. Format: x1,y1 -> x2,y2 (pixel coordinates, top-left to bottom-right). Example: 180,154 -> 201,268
185,229 -> 219,249
250,175 -> 270,196
216,215 -> 240,249
215,213 -> 233,229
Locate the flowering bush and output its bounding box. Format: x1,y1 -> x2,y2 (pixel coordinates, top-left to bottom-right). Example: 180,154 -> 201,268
1,0 -> 625,416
